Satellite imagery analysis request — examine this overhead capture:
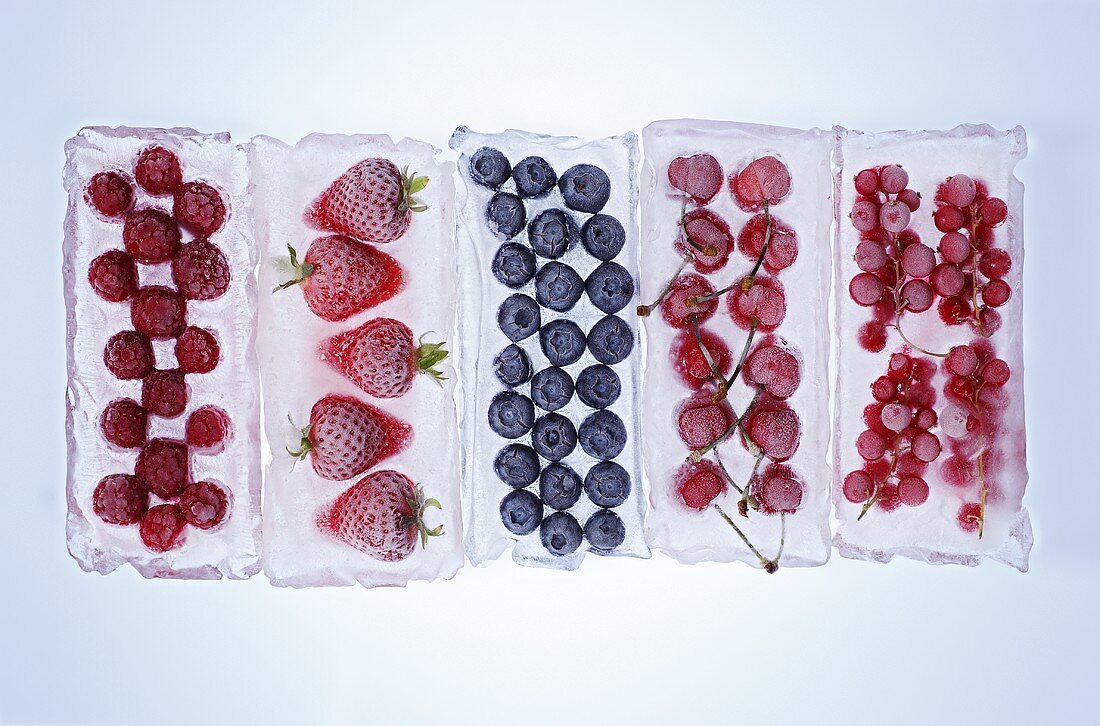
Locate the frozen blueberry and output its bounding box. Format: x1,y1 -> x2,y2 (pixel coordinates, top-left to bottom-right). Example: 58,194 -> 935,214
493,344 -> 532,387
470,147 -> 512,189
492,242 -> 536,288
540,511 -> 584,556
500,489 -> 543,536
587,314 -> 634,365
585,261 -> 635,314
527,208 -> 578,259
512,156 -> 557,198
584,460 -> 632,508
539,463 -> 583,511
580,214 -> 625,261
534,261 -> 584,312
585,509 -> 626,551
575,364 -> 621,409
486,192 -> 527,239
530,412 -> 577,462
493,443 -> 541,488
488,391 -> 535,439
558,164 -> 612,214
578,409 -> 627,460
497,294 -> 541,342
530,366 -> 574,412
539,319 -> 587,367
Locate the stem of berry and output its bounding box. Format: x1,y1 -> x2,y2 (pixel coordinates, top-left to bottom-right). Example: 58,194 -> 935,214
891,314 -> 948,358
637,253 -> 694,317
676,197 -> 717,257
272,245 -> 315,293
689,202 -> 772,307
714,503 -> 778,573
977,450 -> 987,539
689,384 -> 765,462
738,452 -> 766,517
689,315 -> 729,399
285,414 -> 313,463
711,448 -> 744,496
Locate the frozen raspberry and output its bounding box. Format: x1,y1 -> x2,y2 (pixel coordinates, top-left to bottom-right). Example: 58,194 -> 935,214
131,286 -> 186,340
674,459 -> 726,510
178,481 -> 229,529
142,369 -> 188,418
100,398 -> 148,448
173,181 -> 227,237
185,406 -> 231,449
88,250 -> 138,302
135,438 -> 189,499
103,330 -> 154,380
92,474 -> 148,525
140,504 -> 187,552
174,326 -> 220,374
122,209 -> 181,263
172,240 -> 230,300
134,146 -> 182,195
85,171 -> 134,217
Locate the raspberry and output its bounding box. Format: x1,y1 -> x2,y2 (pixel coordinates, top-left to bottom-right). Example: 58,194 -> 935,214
134,146 -> 182,195
100,398 -> 148,448
174,326 -> 220,374
185,406 -> 231,449
142,369 -> 188,418
139,504 -> 186,552
135,438 -> 189,499
131,286 -> 186,339
172,240 -> 230,300
178,481 -> 229,529
122,209 -> 181,263
103,330 -> 154,380
85,171 -> 134,217
173,181 -> 226,237
88,250 -> 138,302
92,474 -> 148,525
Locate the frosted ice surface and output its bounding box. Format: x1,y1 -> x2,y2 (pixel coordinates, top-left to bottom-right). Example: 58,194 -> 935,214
833,125 -> 1031,571
640,120 -> 833,569
252,134 -> 463,587
63,127 -> 261,579
450,127 -> 650,569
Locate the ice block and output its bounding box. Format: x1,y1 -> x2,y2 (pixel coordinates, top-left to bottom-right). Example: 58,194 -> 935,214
252,133 -> 462,587
833,125 -> 1031,570
63,126 -> 261,579
450,127 -> 649,569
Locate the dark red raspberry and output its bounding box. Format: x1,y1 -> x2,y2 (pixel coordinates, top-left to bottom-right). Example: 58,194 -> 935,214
135,438 -> 189,499
174,326 -> 220,374
185,405 -> 231,449
92,474 -> 149,525
173,181 -> 227,237
131,286 -> 186,339
172,240 -> 230,300
122,209 -> 181,263
134,146 -> 183,195
100,398 -> 148,448
85,171 -> 134,218
178,481 -> 229,529
103,330 -> 154,380
142,369 -> 188,418
88,250 -> 139,302
139,504 -> 186,552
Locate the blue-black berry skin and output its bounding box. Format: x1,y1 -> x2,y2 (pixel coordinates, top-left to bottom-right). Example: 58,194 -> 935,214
497,294 -> 541,342
512,156 -> 557,198
527,209 -> 578,259
530,366 -> 574,412
580,214 -> 625,261
539,319 -> 587,367
493,344 -> 533,388
493,443 -> 541,488
587,315 -> 634,365
539,511 -> 584,556
584,509 -> 626,551
470,147 -> 512,189
539,463 -> 583,511
534,261 -> 584,312
501,489 -> 543,535
578,409 -> 627,460
584,460 -> 632,507
486,192 -> 527,239
585,261 -> 635,314
488,391 -> 535,439
492,242 -> 536,288
575,364 -> 621,409
558,164 -> 611,214
530,412 -> 578,462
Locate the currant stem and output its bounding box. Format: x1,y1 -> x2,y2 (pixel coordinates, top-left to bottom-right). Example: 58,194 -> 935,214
637,253 -> 694,316
714,503 -> 777,573
891,315 -> 949,358
711,448 -> 744,496
977,449 -> 987,539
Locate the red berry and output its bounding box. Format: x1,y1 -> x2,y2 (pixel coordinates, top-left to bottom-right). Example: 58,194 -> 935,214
863,402 -> 890,436
88,250 -> 138,302
881,403 -> 912,432
938,296 -> 972,326
957,502 -> 982,533
172,240 -> 230,300
981,358 -> 1011,387
731,156 -> 791,211
945,345 -> 978,376
134,146 -> 182,195
979,197 -> 1008,226
142,369 -> 188,418
92,474 -> 148,525
930,263 -> 966,297
939,231 -> 971,264
942,175 -> 977,207
675,388 -> 734,450
855,240 -> 888,272
178,481 -> 229,530
728,275 -> 786,332
140,504 -> 187,552
282,236 -> 406,323
174,326 -> 220,374
933,205 -> 966,233
876,482 -> 901,511
914,407 -> 937,430
941,455 -> 975,488
673,460 -> 726,510
850,199 -> 879,232
879,200 -> 911,233
85,171 -> 134,217
981,279 -> 1011,308
842,470 -> 874,503
135,438 -> 189,499
305,159 -> 420,244
854,169 -> 879,196
186,406 -> 231,449
122,209 -> 181,263
743,341 -> 801,399
879,165 -> 909,195
173,181 -> 227,237
667,154 -> 723,205
886,352 -> 912,381
858,320 -> 888,352
660,273 -> 717,329
103,330 -> 154,380
669,327 -> 732,390
871,376 -> 896,403
972,307 -> 1002,337
900,279 -> 934,313
856,429 -> 886,461
896,188 -> 921,212
737,213 -> 799,273
677,208 -> 734,274
744,399 -> 801,461
131,286 -> 186,339
751,463 -> 803,515
849,272 -> 884,307
897,476 -> 929,507
900,243 -> 935,278
978,248 -> 1011,280
100,398 -> 148,448
910,431 -> 942,463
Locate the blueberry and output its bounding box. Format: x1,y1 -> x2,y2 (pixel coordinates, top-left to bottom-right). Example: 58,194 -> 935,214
585,261 -> 635,314
530,366 -> 575,412
584,460 -> 632,507
539,319 -> 587,367
470,147 -> 512,189
488,391 -> 535,439
539,463 -> 583,511
587,314 -> 634,365
558,163 -> 612,214
580,214 -> 625,261
494,443 -> 541,488
578,409 -> 627,460
486,192 -> 527,239
497,294 -> 541,342
534,261 -> 584,312
500,489 -> 543,535
527,208 -> 578,259
584,509 -> 626,551
530,412 -> 577,462
575,364 -> 621,409
492,242 -> 536,288
493,344 -> 532,387
540,511 -> 583,556
512,156 -> 557,198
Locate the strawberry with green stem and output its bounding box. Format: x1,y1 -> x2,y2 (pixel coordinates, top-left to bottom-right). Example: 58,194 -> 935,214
306,158 -> 429,244
287,394 -> 411,481
320,317 -> 448,399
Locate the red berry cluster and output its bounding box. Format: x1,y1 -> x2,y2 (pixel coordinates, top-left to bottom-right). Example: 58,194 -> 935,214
85,146 -> 233,552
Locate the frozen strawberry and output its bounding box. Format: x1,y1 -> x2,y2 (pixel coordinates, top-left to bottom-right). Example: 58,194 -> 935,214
305,158 -> 428,244
673,459 -> 726,510
676,387 -> 735,450
88,250 -> 138,302
670,327 -> 732,390
730,156 -> 791,211
275,236 -> 404,323
320,317 -> 448,399
743,398 -> 801,461
134,146 -> 183,195
743,340 -> 801,399
122,209 -> 181,263
142,369 -> 188,418
178,481 -> 229,529
174,326 -> 220,374
173,181 -> 227,237
750,463 -> 803,514
318,470 -> 443,561
728,275 -> 786,332
100,398 -> 148,449
675,209 -> 733,273
131,286 -> 186,339
140,504 -> 186,552
737,213 -> 799,273
92,474 -> 148,525
172,240 -> 230,300
135,438 -> 189,499
660,273 -> 717,328
186,405 -> 231,450
667,153 -> 723,205
103,330 -> 155,380
85,171 -> 134,217
289,394 -> 412,481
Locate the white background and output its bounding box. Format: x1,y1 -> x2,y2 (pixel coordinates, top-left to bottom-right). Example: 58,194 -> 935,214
1,1 -> 1097,724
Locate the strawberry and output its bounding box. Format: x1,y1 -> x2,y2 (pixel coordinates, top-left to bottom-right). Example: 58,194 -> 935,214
319,317 -> 447,399
274,236 -> 404,323
318,470 -> 442,562
288,394 -> 412,481
305,158 -> 428,244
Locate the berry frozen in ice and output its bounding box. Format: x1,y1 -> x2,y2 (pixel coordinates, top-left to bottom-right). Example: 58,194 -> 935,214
931,263 -> 966,297
587,314 -> 633,365
131,285 -> 186,340
178,481 -> 229,530
487,391 -> 535,439
540,511 -> 583,556
900,243 -> 935,278
849,272 -> 884,307
185,405 -> 231,450
103,330 -> 155,380
85,171 -> 134,218
580,214 -> 625,261
678,208 -> 734,274
527,208 -> 578,259
897,188 -> 921,212
493,344 -> 532,387
660,273 -> 717,328
288,394 -> 411,481
512,156 -> 557,198
122,209 -> 181,263
500,488 -> 543,535
750,463 -> 803,515
558,163 -> 611,213
134,146 -> 182,195
900,279 -> 934,313
275,236 -> 404,322
934,205 -> 966,233
320,317 -> 448,399
855,429 -> 886,461
534,261 -> 584,312
879,164 -> 909,195
981,279 -> 1011,307
676,388 -> 734,450
584,509 -> 625,551
674,459 -> 726,510
730,156 -> 791,211
575,364 -> 621,409
174,326 -> 220,374
879,200 -> 911,233
141,369 -> 188,418
583,460 -> 631,508
539,463 -> 583,511
491,242 -> 536,288
942,174 -> 977,207
530,366 -> 574,412
667,153 -> 723,205
136,438 -> 189,499
493,443 -> 541,488
978,248 -> 1011,280
92,474 -> 148,525
305,158 -> 428,243
140,504 -> 187,552
585,261 -> 635,314
842,470 -> 874,504
736,213 -> 798,274
743,341 -> 801,399
88,250 -> 138,302
530,412 -> 577,462
743,399 -> 801,461
498,293 -> 542,342
850,199 -> 879,232
854,168 -> 879,196
469,147 -> 512,189
729,275 -> 786,332
979,197 -> 1008,226
486,192 -> 527,239
670,327 -> 731,390
939,231 -> 971,265
100,398 -> 148,449
578,409 -> 627,460
172,239 -> 230,301
173,181 -> 227,237
539,319 -> 586,366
